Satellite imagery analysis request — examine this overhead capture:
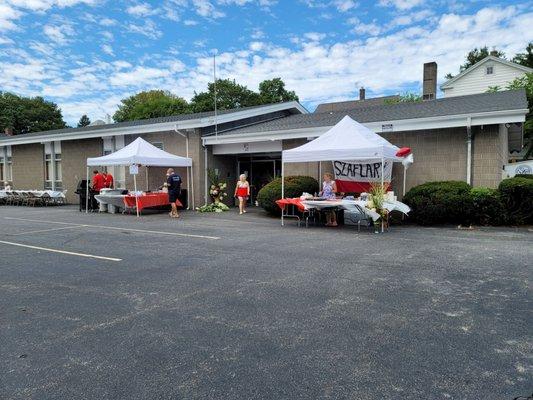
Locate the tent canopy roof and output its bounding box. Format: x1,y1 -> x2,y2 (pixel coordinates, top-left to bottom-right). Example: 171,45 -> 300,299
282,115 -> 400,162
87,137 -> 192,167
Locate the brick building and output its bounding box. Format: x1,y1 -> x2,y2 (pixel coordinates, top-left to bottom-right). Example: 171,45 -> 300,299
0,88 -> 529,205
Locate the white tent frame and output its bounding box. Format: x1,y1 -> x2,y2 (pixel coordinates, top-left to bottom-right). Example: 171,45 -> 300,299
280,117 -> 411,232
86,139 -> 193,217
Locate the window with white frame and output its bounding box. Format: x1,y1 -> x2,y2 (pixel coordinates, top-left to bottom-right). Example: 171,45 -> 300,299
103,136 -> 126,188
44,142 -> 62,190
0,146 -> 13,184
486,66 -> 494,75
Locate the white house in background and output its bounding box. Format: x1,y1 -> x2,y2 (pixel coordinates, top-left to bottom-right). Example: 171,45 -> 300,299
441,56 -> 533,97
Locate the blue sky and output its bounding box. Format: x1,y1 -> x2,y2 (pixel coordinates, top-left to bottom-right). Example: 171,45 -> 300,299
1,0 -> 532,125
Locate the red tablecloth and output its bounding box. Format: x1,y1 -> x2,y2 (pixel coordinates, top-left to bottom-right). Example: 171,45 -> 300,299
123,193 -> 183,212
276,198 -> 306,212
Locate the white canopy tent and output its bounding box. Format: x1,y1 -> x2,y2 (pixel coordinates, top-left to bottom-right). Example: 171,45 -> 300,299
281,116 -> 412,226
86,137 -> 193,216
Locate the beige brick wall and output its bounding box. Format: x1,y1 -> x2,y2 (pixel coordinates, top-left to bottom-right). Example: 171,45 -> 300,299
62,138 -> 103,203
12,144 -> 44,190
472,124 -> 506,188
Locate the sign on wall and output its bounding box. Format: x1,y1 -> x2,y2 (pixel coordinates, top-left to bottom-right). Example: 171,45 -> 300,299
129,164 -> 139,175
332,160 -> 393,192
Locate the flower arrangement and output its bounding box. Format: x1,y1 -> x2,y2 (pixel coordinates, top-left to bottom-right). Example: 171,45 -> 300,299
369,182 -> 389,224
196,169 -> 229,213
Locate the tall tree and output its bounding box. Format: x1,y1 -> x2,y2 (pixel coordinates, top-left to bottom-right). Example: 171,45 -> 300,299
259,78 -> 299,104
190,79 -> 261,113
77,114 -> 91,127
512,42 -> 533,68
445,46 -> 505,79
0,92 -> 66,135
113,90 -> 190,122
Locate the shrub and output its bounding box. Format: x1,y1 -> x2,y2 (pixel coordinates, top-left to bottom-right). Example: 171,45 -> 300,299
498,177 -> 533,225
469,187 -> 505,226
514,174 -> 533,180
257,176 -> 319,215
403,181 -> 472,225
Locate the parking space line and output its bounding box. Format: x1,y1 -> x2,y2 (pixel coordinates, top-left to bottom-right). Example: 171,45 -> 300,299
0,240 -> 122,262
7,225 -> 86,236
3,217 -> 220,240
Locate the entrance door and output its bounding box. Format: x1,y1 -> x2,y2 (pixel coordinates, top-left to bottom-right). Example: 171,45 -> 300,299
237,157 -> 278,204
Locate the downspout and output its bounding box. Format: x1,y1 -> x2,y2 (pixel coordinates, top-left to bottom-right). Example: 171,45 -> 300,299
174,126 -> 192,209
466,116 -> 473,185
204,144 -> 208,204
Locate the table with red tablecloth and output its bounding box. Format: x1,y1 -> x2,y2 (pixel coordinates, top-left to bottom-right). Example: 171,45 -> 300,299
123,192 -> 183,213
275,198 -> 306,212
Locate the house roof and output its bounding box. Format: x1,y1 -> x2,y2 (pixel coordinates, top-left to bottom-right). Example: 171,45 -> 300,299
0,101 -> 307,145
216,89 -> 528,136
440,56 -> 533,89
314,95 -> 400,113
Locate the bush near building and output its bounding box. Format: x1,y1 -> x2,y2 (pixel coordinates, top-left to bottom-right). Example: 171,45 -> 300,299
257,176 -> 319,215
404,178 -> 532,226
498,177 -> 533,225
402,181 -> 472,225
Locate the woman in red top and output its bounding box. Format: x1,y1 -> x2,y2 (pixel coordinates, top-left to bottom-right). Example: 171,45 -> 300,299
234,174 -> 250,215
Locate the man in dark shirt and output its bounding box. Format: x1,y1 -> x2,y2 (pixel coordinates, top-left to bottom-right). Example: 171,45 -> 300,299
166,168 -> 181,218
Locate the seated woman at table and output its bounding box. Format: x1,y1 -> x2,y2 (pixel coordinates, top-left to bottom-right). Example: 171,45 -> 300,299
320,173 -> 338,226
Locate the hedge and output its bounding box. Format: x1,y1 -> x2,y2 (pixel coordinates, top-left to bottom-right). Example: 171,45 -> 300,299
498,177 -> 533,225
257,176 -> 319,215
469,187 -> 505,226
402,181 -> 472,225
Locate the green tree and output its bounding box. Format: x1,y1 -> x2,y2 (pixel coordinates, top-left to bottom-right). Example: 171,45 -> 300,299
445,46 -> 505,80
113,90 -> 190,122
383,92 -> 422,104
77,114 -> 91,127
512,42 -> 533,68
190,79 -> 261,113
0,92 -> 66,135
259,78 -> 299,104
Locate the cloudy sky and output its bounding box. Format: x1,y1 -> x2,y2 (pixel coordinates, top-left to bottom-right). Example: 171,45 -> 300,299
1,0 -> 532,125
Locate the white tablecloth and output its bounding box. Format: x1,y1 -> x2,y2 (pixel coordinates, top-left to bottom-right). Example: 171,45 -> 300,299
95,194 -> 126,209
302,199 -> 410,222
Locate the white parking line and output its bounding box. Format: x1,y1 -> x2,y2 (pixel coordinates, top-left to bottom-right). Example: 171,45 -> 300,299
7,225 -> 86,236
3,217 -> 220,240
0,240 -> 122,262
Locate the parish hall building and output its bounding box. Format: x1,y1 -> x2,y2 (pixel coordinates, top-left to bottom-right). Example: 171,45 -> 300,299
0,59 -> 530,207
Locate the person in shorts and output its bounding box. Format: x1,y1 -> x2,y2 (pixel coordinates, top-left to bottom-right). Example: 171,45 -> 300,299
166,168 -> 182,218
234,174 -> 250,215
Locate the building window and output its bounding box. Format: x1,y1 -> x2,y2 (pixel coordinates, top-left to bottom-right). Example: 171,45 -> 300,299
1,146 -> 13,184
44,142 -> 62,190
486,66 -> 494,75
152,142 -> 164,150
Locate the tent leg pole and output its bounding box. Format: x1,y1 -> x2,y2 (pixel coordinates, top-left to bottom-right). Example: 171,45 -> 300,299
281,158 -> 284,227
145,166 -> 149,191
134,172 -> 139,217
381,157 -> 384,233
403,165 -> 407,197
190,164 -> 195,210
85,167 -> 89,214
187,166 -> 191,210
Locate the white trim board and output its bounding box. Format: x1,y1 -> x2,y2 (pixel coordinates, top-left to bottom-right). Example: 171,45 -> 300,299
202,109 -> 528,145
0,102 -> 308,146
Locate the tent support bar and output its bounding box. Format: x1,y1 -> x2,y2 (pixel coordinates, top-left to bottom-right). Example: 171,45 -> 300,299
381,157 -> 384,233
85,167 -> 89,214
281,157 -> 284,226
134,172 -> 139,218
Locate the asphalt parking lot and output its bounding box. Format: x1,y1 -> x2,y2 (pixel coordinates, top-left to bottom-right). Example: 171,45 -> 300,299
0,205 -> 531,400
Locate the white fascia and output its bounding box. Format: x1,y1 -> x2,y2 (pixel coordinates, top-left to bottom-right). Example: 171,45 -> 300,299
202,109 -> 529,145
0,102 -> 308,147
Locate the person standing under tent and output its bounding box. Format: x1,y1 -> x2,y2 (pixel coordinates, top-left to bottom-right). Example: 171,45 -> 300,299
234,174 -> 250,215
103,171 -> 114,189
320,173 -> 338,227
92,170 -> 105,193
165,168 -> 182,219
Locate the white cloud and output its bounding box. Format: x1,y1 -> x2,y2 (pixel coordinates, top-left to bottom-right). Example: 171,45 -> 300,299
126,3 -> 157,17
43,24 -> 75,45
127,20 -> 163,39
378,0 -> 423,10
192,0 -> 225,18
0,4 -> 23,31
101,44 -> 114,56
333,0 -> 357,12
